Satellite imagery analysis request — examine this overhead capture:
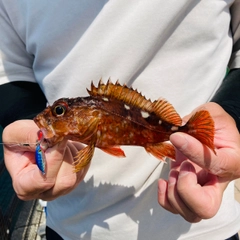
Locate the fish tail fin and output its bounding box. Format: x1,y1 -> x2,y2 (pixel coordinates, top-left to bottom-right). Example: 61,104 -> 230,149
145,142 -> 175,161
182,110 -> 215,154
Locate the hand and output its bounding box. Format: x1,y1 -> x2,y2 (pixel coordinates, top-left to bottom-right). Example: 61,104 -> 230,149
3,120 -> 89,201
158,102 -> 240,222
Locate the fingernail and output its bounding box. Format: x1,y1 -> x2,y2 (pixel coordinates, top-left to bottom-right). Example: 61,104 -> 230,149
158,179 -> 167,194
168,174 -> 177,187
179,162 -> 194,178
178,169 -> 190,178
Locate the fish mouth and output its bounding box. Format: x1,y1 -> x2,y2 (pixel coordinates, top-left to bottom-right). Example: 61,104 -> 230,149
39,125 -> 61,148
34,111 -> 62,147
34,119 -> 58,146
34,115 -> 56,139
40,125 -> 56,139
39,127 -> 63,148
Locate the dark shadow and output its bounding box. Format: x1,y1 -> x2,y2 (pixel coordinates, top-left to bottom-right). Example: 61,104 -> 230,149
49,172 -> 192,240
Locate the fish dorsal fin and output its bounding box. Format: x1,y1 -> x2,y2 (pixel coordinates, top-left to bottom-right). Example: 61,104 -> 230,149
87,79 -> 182,126
152,99 -> 182,126
87,79 -> 152,111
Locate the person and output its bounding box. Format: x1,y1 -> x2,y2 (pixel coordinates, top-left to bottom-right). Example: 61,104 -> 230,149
0,1 -> 240,239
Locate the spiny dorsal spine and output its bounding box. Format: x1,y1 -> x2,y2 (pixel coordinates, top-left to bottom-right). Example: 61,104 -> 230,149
87,79 -> 182,126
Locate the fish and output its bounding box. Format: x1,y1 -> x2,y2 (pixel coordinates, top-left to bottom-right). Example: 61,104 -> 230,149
33,80 -> 215,173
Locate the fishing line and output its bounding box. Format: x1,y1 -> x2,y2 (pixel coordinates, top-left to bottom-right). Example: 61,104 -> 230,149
0,142 -> 39,147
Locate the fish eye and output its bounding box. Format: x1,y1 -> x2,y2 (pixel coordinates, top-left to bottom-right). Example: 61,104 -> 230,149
53,103 -> 67,116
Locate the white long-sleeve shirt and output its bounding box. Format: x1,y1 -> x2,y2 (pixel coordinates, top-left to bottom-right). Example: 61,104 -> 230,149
1,1 -> 240,239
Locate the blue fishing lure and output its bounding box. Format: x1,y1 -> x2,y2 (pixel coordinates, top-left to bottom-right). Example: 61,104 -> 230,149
35,143 -> 46,174
35,130 -> 46,174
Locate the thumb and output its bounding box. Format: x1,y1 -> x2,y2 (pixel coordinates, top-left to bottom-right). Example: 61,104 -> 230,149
170,132 -> 214,170
3,120 -> 39,151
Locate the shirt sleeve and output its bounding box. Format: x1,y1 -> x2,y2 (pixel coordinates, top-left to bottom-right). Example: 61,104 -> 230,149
0,81 -> 47,128
0,1 -> 35,85
211,1 -> 240,131
229,0 -> 240,69
0,2 -> 46,127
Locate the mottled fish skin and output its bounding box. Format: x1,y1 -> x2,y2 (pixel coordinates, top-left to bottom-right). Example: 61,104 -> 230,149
34,80 -> 215,172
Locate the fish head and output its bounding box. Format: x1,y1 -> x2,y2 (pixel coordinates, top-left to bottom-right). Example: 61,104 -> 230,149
33,98 -> 80,147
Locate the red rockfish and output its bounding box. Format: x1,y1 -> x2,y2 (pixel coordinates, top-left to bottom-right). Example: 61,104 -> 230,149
34,80 -> 215,172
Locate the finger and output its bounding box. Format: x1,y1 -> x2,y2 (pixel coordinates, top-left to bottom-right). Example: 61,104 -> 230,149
57,141 -> 88,185
170,133 -> 221,175
176,161 -> 222,219
10,139 -> 68,200
167,168 -> 202,223
158,179 -> 178,214
39,142 -> 89,200
3,120 -> 39,151
39,146 -> 75,200
170,147 -> 188,170
42,139 -> 68,178
170,128 -> 240,180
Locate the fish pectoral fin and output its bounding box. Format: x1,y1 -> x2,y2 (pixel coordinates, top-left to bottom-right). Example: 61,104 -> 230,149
99,146 -> 126,157
145,142 -> 175,161
73,144 -> 95,173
